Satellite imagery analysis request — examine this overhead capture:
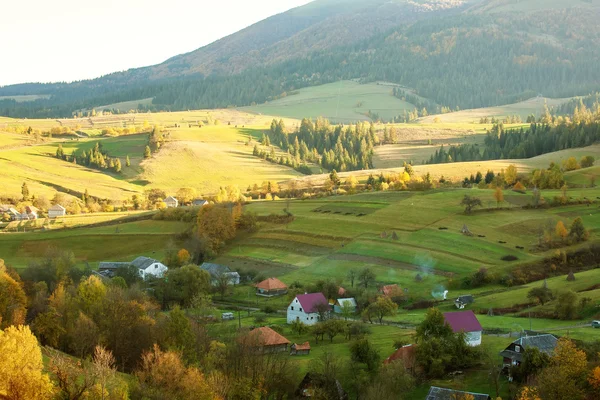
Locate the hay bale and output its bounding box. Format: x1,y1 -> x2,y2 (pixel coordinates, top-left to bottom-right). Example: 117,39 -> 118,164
567,270 -> 575,281
391,231 -> 399,240
415,274 -> 423,282
381,231 -> 388,239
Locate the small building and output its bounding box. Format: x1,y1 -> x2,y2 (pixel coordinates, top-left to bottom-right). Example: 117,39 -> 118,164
48,204 -> 66,218
380,284 -> 400,297
164,196 -> 178,208
296,373 -> 348,400
245,326 -> 290,353
426,386 -> 491,400
287,293 -> 329,326
221,312 -> 234,321
255,277 -> 288,297
98,256 -> 168,280
131,256 -> 168,279
200,262 -> 240,286
0,206 -> 20,221
455,294 -> 474,309
16,205 -> 38,220
290,342 -> 311,356
443,310 -> 483,347
192,199 -> 209,207
499,334 -> 558,369
384,344 -> 417,373
333,298 -> 357,314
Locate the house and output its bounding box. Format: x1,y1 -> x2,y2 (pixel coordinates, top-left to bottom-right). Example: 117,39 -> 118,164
455,294 -> 474,309
426,386 -> 491,400
255,277 -> 288,297
98,256 -> 168,280
0,205 -> 20,221
192,199 -> 209,207
200,262 -> 240,286
499,334 -> 558,368
296,373 -> 348,400
380,284 -> 401,297
245,326 -> 290,353
48,204 -> 66,218
16,205 -> 38,220
164,196 -> 178,208
290,342 -> 311,356
131,256 -> 168,279
287,293 -> 329,326
384,344 -> 417,374
333,298 -> 357,314
443,310 -> 483,346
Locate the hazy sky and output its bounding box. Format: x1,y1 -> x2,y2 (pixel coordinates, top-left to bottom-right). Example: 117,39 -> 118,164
0,0 -> 313,86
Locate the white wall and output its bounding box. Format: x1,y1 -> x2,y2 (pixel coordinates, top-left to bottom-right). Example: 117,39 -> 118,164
287,297 -> 320,325
465,331 -> 482,347
141,262 -> 168,279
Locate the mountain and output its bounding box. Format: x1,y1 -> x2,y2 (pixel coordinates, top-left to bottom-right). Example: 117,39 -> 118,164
1,0 -> 600,118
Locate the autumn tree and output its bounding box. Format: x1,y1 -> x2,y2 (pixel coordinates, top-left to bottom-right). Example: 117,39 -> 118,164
0,325 -> 55,399
135,344 -> 216,400
537,338 -> 588,400
177,249 -> 191,266
158,265 -> 212,308
505,164 -> 518,185
0,260 -> 27,328
176,187 -> 197,206
125,155 -> 131,167
555,221 -> 568,241
366,296 -> 398,324
143,145 -> 151,158
197,205 -> 236,255
494,187 -> 504,208
580,155 -> 595,168
21,181 -> 30,201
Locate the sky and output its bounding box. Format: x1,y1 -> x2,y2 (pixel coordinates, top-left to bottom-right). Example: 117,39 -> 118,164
0,0 -> 313,86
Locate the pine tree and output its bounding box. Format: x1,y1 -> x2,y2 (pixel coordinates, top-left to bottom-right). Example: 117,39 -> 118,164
21,182 -> 30,201
125,155 -> 131,167
144,145 -> 151,159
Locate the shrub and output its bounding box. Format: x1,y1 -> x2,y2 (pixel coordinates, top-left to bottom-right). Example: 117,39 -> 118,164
501,255 -> 519,261
262,305 -> 277,314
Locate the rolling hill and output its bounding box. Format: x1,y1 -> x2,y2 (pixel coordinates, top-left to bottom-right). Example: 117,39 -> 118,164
2,0 -> 600,118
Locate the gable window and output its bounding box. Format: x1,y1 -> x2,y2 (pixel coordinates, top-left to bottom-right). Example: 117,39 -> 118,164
515,345 -> 520,353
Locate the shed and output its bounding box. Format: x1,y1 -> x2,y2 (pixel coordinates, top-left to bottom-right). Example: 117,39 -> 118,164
443,310 -> 483,346
454,294 -> 474,309
334,298 -> 357,314
290,342 -> 311,355
245,326 -> 290,353
255,277 -> 288,297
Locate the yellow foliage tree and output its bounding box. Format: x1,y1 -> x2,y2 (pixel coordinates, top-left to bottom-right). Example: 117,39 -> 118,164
0,260 -> 27,328
345,175 -> 358,190
589,366 -> 600,390
555,221 -> 568,241
504,164 -> 518,185
0,325 -> 55,399
517,386 -> 541,400
494,187 -> 504,208
177,249 -> 191,266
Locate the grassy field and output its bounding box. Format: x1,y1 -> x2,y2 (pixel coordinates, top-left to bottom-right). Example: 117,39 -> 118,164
243,81 -> 416,123
419,97 -> 571,124
0,219 -> 187,268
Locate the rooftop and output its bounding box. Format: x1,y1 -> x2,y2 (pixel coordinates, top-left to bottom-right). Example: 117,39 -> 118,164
49,204 -> 66,211
255,277 -> 287,291
293,342 -> 311,351
247,327 -> 290,347
296,293 -> 329,314
426,386 -> 490,400
131,256 -> 160,269
200,262 -> 231,275
384,344 -> 416,368
443,310 -> 482,333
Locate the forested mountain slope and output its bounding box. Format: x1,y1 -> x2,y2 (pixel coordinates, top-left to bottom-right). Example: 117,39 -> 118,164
1,0 -> 600,118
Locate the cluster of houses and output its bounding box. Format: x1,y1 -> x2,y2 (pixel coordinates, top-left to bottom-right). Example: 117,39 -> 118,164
163,196 -> 209,208
0,204 -> 67,221
98,256 -> 169,280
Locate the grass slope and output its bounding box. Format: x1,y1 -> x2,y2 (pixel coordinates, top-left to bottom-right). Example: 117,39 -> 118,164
242,81 -> 416,123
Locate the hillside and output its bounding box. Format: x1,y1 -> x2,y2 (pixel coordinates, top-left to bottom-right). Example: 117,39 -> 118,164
2,0 -> 600,118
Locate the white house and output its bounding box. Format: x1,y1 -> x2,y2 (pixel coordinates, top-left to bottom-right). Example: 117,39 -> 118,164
200,263 -> 240,286
287,293 -> 329,326
98,256 -> 168,280
131,256 -> 168,279
443,310 -> 483,347
48,204 -> 66,218
164,196 -> 178,208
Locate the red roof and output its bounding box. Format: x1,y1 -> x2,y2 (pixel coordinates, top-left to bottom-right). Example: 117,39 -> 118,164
296,293 -> 329,313
381,284 -> 400,296
293,342 -> 311,351
247,327 -> 290,346
255,277 -> 287,290
384,344 -> 416,368
443,310 -> 482,333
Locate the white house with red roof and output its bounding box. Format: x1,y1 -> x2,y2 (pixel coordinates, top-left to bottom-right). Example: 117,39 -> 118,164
287,293 -> 329,326
443,310 -> 483,346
